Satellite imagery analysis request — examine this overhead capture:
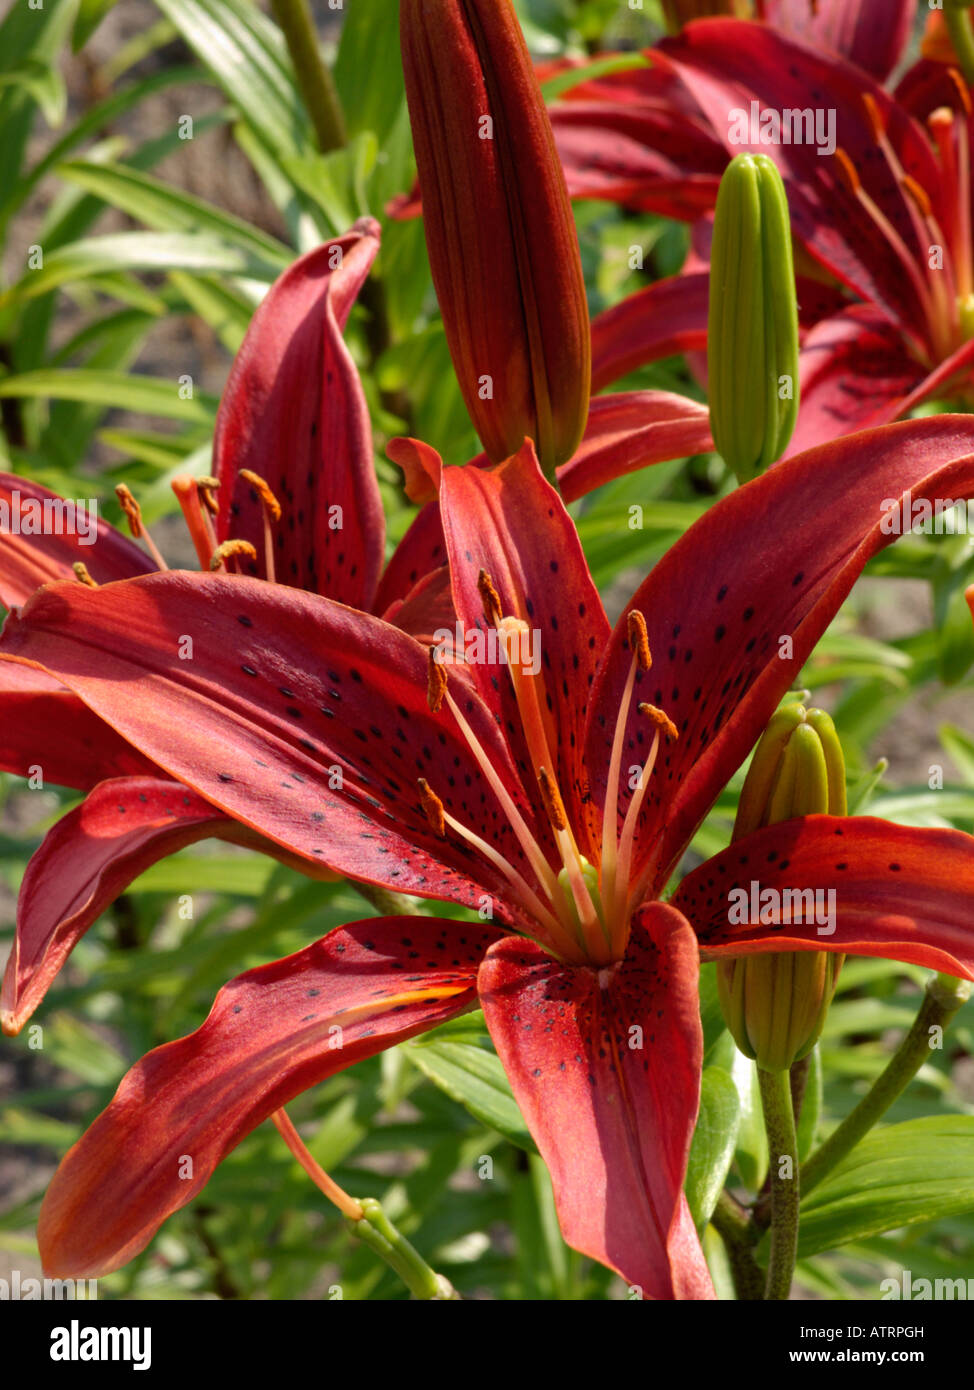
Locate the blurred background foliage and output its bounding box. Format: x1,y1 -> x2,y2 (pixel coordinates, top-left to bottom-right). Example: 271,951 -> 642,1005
1,0 -> 973,1300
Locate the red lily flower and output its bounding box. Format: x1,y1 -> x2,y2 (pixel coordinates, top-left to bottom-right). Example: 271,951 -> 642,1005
6,415 -> 974,1296
550,21 -> 974,452
661,1 -> 916,82
0,219 -> 456,1030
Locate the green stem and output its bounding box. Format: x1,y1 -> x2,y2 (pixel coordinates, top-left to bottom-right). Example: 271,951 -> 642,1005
270,0 -> 346,152
347,1199 -> 459,1300
353,881 -> 424,917
710,1192 -> 765,1301
946,8 -> 974,86
801,972 -> 972,1197
758,1066 -> 799,1301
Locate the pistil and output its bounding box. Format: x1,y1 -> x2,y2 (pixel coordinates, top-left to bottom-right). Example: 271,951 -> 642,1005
171,475 -> 220,571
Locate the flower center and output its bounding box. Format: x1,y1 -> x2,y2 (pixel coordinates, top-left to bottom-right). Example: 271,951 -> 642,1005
419,576 -> 677,967
833,76 -> 974,366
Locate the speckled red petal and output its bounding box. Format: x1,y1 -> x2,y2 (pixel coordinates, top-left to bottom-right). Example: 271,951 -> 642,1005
0,473 -> 151,608
38,918 -> 499,1277
0,776 -> 327,1036
0,573 -> 535,915
675,815 -> 974,980
214,221 -> 384,608
585,415 -> 974,893
0,658 -> 156,789
479,901 -> 713,1299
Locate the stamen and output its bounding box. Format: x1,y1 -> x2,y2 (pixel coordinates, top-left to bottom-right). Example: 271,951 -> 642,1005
538,767 -> 568,832
115,483 -> 168,571
627,608 -> 652,670
598,634 -> 643,934
833,148 -> 860,195
418,777 -> 446,837
930,105 -> 973,302
239,469 -> 282,521
72,561 -> 97,587
832,147 -> 937,362
415,777 -> 576,956
196,476 -> 221,516
860,91 -> 885,142
427,648 -> 448,713
239,469 -> 281,586
210,539 -> 258,572
172,475 -> 219,571
477,569 -> 503,626
637,701 -> 679,743
901,174 -> 932,220
947,67 -> 973,118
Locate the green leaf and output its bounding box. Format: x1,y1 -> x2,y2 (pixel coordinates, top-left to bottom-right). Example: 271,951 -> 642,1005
57,160 -> 291,266
540,52 -> 649,101
73,0 -> 119,50
940,722 -> 974,787
0,369 -> 218,423
0,59 -> 66,127
1,231 -> 282,308
155,0 -> 311,159
794,1117 -> 974,1257
407,1028 -> 536,1153
334,0 -> 403,145
710,1036 -> 769,1191
685,1067 -> 740,1231
935,567 -> 974,685
796,1045 -> 822,1162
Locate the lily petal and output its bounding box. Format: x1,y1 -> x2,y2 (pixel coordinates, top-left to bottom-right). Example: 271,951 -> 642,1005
214,220 -> 384,608
0,473 -> 151,607
674,815 -> 974,980
584,416 -> 974,891
0,658 -> 155,789
763,0 -> 916,82
0,574 -> 535,915
557,392 -> 714,501
438,443 -> 610,853
0,775 -> 325,1036
786,306 -> 927,456
38,918 -> 498,1276
479,901 -> 713,1299
591,271 -> 709,392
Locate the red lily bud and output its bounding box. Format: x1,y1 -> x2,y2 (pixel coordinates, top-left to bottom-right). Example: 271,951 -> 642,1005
400,0 -> 590,478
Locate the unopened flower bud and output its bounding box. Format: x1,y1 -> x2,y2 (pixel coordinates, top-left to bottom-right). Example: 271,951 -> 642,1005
400,0 -> 590,478
708,153 -> 800,485
717,705 -> 845,1072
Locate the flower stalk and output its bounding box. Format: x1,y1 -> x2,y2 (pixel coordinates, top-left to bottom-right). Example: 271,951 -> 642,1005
757,1065 -> 800,1300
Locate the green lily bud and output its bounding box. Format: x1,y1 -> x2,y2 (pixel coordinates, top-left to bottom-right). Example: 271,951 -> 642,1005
717,705 -> 845,1072
708,153 -> 800,485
